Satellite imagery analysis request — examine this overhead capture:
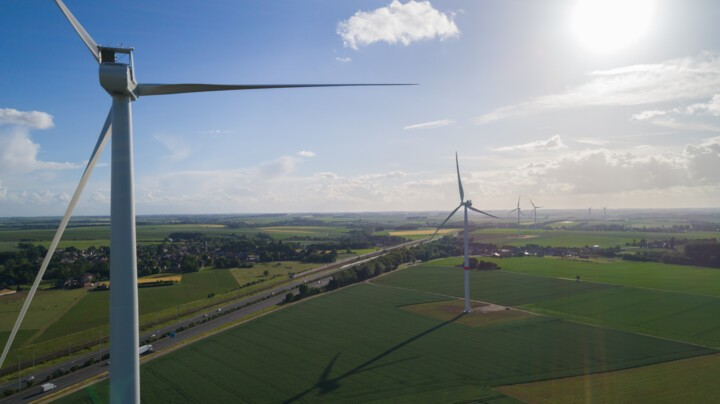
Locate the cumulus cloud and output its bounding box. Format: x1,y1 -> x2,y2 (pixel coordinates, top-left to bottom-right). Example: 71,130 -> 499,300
0,127 -> 79,174
297,150 -> 316,158
494,135 -> 567,152
0,108 -> 54,129
258,156 -> 297,178
685,136 -> 720,184
632,94 -> 720,128
403,119 -> 454,130
477,52 -> 720,123
338,1 -> 459,49
502,137 -> 720,197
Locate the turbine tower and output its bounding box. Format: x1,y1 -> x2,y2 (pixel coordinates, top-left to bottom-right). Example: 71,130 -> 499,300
431,153 -> 497,313
587,207 -> 593,223
509,196 -> 523,235
602,206 -> 608,220
0,2 -> 410,402
529,198 -> 543,229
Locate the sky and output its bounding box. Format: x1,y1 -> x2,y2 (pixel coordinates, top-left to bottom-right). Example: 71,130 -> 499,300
1,0 -> 719,216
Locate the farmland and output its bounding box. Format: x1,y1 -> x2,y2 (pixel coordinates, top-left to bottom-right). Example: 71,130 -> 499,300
498,353 -> 720,403
468,228 -> 718,248
62,282 -> 712,403
374,260 -> 720,347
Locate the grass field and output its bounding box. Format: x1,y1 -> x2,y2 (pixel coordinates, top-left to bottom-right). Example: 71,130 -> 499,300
388,228 -> 455,237
498,353 -> 720,403
490,256 -> 720,296
469,228 -> 719,247
374,259 -> 720,347
35,268 -> 238,343
62,282 -> 712,403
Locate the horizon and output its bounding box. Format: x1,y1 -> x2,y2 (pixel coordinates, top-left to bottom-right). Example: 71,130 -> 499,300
2,0 -> 719,216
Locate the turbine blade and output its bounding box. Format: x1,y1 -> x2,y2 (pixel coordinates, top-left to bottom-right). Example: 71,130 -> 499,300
54,0 -> 100,62
0,110 -> 111,369
468,206 -> 498,219
430,204 -> 462,240
530,199 -> 536,208
136,83 -> 414,97
455,152 -> 464,203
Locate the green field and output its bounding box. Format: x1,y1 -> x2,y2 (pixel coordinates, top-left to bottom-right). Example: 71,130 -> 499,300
62,277 -> 713,402
374,260 -> 720,347
487,256 -> 720,296
498,353 -> 720,403
35,268 -> 238,343
469,228 -> 718,248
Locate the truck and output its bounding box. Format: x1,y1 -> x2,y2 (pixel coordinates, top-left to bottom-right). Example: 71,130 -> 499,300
41,383 -> 56,393
139,344 -> 153,355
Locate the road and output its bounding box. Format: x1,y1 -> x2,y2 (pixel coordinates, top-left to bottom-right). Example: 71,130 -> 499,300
0,237 -> 428,402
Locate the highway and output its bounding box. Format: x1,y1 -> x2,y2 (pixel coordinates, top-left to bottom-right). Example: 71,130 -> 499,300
0,237 -> 428,402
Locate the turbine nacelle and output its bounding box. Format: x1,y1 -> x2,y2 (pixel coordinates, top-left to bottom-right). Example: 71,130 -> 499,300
99,47 -> 137,98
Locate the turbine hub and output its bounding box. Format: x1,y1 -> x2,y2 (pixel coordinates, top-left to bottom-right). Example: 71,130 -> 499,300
99,47 -> 137,99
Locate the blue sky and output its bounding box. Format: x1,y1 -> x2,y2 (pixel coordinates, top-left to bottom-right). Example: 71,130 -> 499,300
1,0 -> 719,216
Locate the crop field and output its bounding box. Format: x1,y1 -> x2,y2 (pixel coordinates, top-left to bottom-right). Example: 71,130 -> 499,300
468,228 -> 718,248
494,257 -> 720,296
230,261 -> 316,291
62,283 -> 712,403
498,353 -> 720,403
35,268 -> 238,343
374,259 -> 720,347
0,288 -> 86,333
388,228 -> 455,237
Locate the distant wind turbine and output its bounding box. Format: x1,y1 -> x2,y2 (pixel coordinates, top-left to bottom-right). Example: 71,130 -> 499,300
602,206 -> 608,220
529,198 -> 543,229
0,1 -> 412,402
509,196 -> 524,235
431,153 -> 497,313
587,207 -> 593,223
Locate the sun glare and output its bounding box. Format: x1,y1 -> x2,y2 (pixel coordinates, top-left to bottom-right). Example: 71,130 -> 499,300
571,0 -> 655,53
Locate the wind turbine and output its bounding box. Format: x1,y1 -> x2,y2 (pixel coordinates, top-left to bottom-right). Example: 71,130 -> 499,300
509,196 -> 523,235
529,198 -> 543,229
1,2 -> 410,402
587,207 -> 593,223
602,206 -> 608,220
431,153 -> 497,314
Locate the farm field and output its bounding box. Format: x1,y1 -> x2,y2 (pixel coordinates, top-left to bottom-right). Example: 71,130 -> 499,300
34,268 -> 238,343
468,228 -> 718,248
498,353 -> 720,403
490,256 -> 720,296
61,283 -> 712,403
387,228 -> 455,238
373,260 -> 720,347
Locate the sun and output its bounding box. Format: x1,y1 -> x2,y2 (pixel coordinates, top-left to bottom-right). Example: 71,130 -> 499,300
571,0 -> 655,53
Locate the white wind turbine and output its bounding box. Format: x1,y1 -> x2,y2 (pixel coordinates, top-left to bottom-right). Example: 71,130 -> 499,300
431,153 -> 497,313
529,198 -> 543,229
509,196 -> 523,235
0,1 -> 410,402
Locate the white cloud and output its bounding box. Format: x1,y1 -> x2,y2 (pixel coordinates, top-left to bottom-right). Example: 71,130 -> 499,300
338,1 -> 459,50
335,56 -> 352,63
0,127 -> 79,174
297,150 -> 316,158
258,156 -> 297,178
685,136 -> 720,184
0,108 -> 54,129
632,109 -> 667,121
477,52 -> 720,123
494,135 -> 567,152
403,119 -> 454,130
154,133 -> 191,161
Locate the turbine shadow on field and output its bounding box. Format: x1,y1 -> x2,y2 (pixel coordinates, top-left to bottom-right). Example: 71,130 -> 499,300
283,313 -> 463,403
